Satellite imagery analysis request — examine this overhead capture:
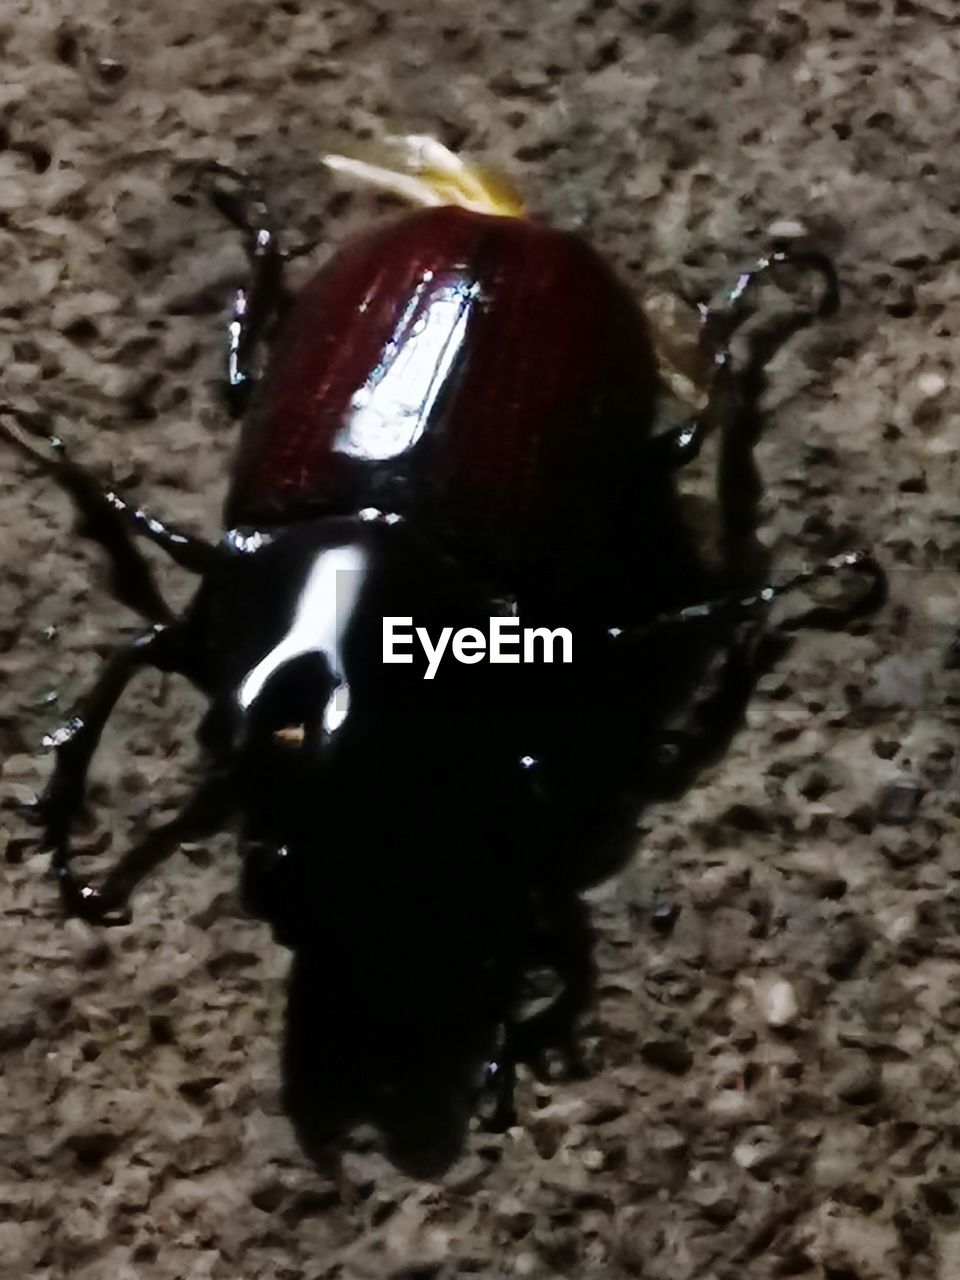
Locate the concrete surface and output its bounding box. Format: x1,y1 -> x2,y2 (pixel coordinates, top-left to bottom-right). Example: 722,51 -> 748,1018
1,1 -> 960,1277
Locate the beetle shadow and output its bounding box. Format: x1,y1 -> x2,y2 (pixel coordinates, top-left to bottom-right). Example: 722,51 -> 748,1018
279,881 -> 596,1178
274,623 -> 771,1179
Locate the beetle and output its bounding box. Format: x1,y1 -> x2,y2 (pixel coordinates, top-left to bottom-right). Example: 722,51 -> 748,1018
2,137 -> 884,1147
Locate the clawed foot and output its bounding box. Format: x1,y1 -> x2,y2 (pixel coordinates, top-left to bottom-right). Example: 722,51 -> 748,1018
477,1053 -> 517,1132
777,549 -> 888,632
477,1010 -> 588,1134
54,866 -> 131,926
5,786 -> 126,924
8,793 -> 118,922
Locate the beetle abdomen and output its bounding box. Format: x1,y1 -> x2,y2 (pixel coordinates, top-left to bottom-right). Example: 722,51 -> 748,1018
226,205 -> 660,581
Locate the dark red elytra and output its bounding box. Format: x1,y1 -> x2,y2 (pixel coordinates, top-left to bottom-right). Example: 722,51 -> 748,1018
225,206 -> 660,581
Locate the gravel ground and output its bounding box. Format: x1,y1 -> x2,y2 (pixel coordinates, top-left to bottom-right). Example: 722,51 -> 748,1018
2,1 -> 960,1277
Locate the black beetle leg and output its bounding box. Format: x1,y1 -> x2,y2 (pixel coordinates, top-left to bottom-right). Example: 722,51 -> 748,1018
0,408 -> 218,620
773,552 -> 888,632
41,624 -> 187,903
649,358 -> 737,470
646,627 -> 785,801
478,1025 -> 518,1132
62,772 -> 233,926
615,556 -> 885,805
612,550 -> 887,645
205,164 -> 290,418
710,251 -> 837,582
731,551 -> 888,633
660,246 -> 843,596
652,246 -> 838,476
699,244 -> 840,353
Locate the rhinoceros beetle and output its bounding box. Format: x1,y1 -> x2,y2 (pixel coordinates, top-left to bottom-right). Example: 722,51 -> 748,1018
2,138 -> 884,1149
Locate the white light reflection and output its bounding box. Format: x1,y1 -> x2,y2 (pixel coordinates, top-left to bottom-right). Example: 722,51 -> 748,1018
237,544 -> 365,719
225,528 -> 271,554
333,272 -> 481,462
322,682 -> 351,735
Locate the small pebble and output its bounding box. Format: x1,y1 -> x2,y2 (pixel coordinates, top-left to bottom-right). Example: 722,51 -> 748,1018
768,217 -> 808,239
917,371 -> 946,398
708,1090 -> 755,1122
756,978 -> 800,1029
732,1131 -> 782,1176
97,58 -> 127,84
733,1139 -> 762,1169
689,1183 -> 738,1223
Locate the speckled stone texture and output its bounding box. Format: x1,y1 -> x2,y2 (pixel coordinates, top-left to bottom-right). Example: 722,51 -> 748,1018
1,1 -> 959,1277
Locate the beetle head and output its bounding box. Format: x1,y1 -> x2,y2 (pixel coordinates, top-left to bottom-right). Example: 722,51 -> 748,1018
192,515 -> 528,890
